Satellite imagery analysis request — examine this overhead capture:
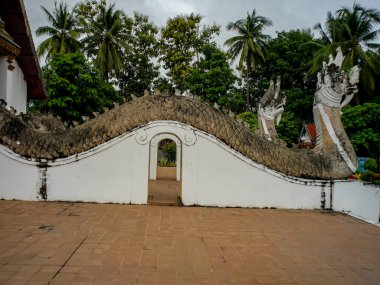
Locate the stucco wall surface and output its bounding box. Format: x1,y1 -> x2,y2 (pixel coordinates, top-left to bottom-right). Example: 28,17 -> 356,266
0,121 -> 379,224
333,181 -> 380,224
0,57 -> 27,113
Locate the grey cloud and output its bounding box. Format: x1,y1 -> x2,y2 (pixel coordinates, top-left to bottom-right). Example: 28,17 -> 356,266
24,0 -> 380,54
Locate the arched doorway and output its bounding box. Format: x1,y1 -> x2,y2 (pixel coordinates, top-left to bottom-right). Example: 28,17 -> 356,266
148,133 -> 181,206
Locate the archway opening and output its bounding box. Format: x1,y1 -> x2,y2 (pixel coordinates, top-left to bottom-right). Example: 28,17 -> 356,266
148,136 -> 182,206
157,139 -> 177,179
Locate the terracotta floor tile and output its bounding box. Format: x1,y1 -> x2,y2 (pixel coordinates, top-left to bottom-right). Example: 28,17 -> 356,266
1,201 -> 380,285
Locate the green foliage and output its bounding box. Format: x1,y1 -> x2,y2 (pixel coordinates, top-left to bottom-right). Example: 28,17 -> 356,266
159,13 -> 220,90
153,77 -> 174,94
224,90 -> 247,114
364,158 -> 378,172
162,142 -> 177,162
277,111 -> 302,146
342,103 -> 380,158
361,171 -> 375,182
119,13 -> 160,96
30,53 -> 122,124
158,158 -> 176,167
76,0 -> 131,81
253,30 -> 319,122
36,2 -> 82,61
310,3 -> 380,97
185,44 -> 237,107
237,112 -> 258,131
225,10 -> 272,108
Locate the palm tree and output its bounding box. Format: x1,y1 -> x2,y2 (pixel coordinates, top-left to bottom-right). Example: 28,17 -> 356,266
311,3 -> 380,94
224,10 -> 272,109
36,2 -> 82,60
81,3 -> 129,81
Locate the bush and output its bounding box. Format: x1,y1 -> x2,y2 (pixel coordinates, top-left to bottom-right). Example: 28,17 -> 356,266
373,180 -> 380,185
158,157 -> 176,167
162,142 -> 176,162
361,171 -> 375,182
237,111 -> 258,130
364,158 -> 378,172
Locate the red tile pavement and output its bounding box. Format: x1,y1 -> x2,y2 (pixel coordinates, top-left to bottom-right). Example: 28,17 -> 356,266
148,179 -> 181,206
0,200 -> 380,284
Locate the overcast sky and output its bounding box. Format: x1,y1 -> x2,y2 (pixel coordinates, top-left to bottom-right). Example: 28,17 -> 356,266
25,0 -> 380,52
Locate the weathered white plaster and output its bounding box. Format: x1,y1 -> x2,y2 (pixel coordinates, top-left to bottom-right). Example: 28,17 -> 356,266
0,150 -> 41,200
0,121 -> 326,208
333,181 -> 380,224
195,134 -> 322,208
1,121 -> 379,224
0,56 -> 27,114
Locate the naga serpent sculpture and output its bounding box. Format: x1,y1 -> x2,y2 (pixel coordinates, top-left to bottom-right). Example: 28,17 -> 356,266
257,75 -> 286,144
0,48 -> 358,180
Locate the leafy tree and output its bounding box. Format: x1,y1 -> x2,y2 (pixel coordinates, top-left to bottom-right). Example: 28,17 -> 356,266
119,13 -> 159,97
30,53 -> 122,124
36,1 -> 82,60
224,10 -> 272,109
311,3 -> 380,97
277,111 -> 302,146
76,0 -> 131,81
184,44 -> 237,107
225,90 -> 247,114
253,30 -> 320,122
159,13 -> 220,90
342,103 -> 380,161
161,140 -> 177,162
153,77 -> 174,94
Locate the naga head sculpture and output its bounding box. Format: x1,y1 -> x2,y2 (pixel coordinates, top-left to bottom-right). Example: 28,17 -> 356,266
258,76 -> 286,125
315,47 -> 360,109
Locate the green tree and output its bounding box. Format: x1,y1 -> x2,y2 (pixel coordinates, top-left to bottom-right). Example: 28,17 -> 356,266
159,13 -> 220,90
254,30 -> 320,123
153,77 -> 174,94
224,10 -> 272,109
119,13 -> 159,97
30,53 -> 122,124
185,44 -> 237,107
36,2 -> 82,60
277,111 -> 302,146
76,0 -> 131,81
311,3 -> 380,97
342,103 -> 380,161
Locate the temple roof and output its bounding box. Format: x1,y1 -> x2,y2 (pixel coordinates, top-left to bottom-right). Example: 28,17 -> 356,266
0,0 -> 47,100
0,17 -> 21,57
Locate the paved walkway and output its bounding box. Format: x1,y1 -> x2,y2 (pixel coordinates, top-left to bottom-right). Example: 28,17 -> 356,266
0,201 -> 380,285
148,179 -> 181,206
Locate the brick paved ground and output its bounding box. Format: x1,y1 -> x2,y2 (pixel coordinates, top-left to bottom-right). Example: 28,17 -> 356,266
148,179 -> 181,206
0,201 -> 380,285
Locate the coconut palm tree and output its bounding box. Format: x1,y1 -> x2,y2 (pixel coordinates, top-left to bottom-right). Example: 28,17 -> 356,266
36,2 -> 82,60
224,10 -> 272,109
81,3 -> 129,81
311,3 -> 380,94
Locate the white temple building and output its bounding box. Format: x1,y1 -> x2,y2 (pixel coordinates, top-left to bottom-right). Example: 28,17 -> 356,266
0,0 -> 46,113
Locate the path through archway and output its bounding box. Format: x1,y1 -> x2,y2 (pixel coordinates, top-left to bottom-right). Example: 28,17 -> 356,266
148,135 -> 182,206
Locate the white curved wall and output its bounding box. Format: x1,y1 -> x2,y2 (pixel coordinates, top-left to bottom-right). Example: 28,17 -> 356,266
1,120 -> 378,223
0,121 -> 327,209
333,181 -> 380,224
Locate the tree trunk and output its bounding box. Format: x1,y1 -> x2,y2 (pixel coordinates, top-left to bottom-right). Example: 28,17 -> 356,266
246,71 -> 250,110
245,57 -> 253,111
